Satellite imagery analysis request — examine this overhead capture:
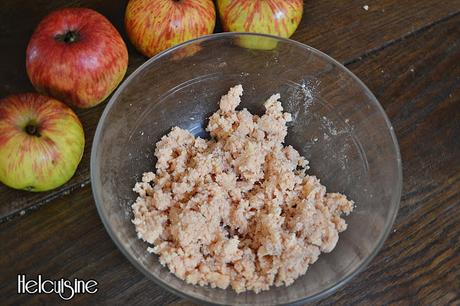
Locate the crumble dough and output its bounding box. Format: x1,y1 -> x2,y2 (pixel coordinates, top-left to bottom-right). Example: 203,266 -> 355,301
132,85 -> 354,293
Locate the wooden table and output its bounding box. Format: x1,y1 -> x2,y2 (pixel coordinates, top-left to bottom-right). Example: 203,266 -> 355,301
1,0 -> 459,305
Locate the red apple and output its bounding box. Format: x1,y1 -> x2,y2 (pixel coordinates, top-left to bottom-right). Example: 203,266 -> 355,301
217,0 -> 303,49
26,8 -> 129,108
0,93 -> 85,192
125,0 -> 216,57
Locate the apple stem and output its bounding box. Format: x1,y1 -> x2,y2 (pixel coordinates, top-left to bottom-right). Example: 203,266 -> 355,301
25,124 -> 40,137
55,31 -> 80,44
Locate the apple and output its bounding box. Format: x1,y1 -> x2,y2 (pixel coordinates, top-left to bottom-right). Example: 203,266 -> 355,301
26,8 -> 128,108
125,0 -> 216,57
0,93 -> 85,192
217,0 -> 303,50
171,43 -> 203,61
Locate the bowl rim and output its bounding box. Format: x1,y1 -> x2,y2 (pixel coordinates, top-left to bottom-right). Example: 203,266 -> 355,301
91,32 -> 402,306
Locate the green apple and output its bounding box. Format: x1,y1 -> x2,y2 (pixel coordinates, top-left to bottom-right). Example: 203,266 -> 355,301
0,93 -> 84,191
217,0 -> 304,50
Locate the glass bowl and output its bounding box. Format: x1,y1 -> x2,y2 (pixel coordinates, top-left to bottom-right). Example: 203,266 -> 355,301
91,33 -> 402,305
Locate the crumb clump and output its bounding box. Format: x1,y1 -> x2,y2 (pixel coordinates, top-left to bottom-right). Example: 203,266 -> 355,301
132,85 -> 354,293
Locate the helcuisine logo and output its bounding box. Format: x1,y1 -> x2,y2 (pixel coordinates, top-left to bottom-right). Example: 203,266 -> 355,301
17,274 -> 98,300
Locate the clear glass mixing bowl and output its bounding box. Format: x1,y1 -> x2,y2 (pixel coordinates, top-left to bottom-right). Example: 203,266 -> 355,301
91,33 -> 402,305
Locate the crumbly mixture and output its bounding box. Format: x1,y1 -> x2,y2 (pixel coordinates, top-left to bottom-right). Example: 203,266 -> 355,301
132,85 -> 354,293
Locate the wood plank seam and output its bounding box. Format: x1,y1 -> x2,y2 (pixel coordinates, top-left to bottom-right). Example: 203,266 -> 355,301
0,178 -> 91,224
343,10 -> 460,66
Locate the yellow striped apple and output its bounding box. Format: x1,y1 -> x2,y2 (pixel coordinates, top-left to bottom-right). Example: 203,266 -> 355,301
125,0 -> 216,57
26,8 -> 128,109
217,0 -> 303,49
0,93 -> 84,192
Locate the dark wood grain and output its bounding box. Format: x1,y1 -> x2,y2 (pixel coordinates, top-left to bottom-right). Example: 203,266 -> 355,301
1,0 -> 459,220
313,14 -> 460,306
1,9 -> 459,306
0,186 -> 180,306
296,0 -> 460,64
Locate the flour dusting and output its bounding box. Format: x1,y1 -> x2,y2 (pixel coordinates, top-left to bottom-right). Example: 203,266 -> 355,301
285,80 -> 317,122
